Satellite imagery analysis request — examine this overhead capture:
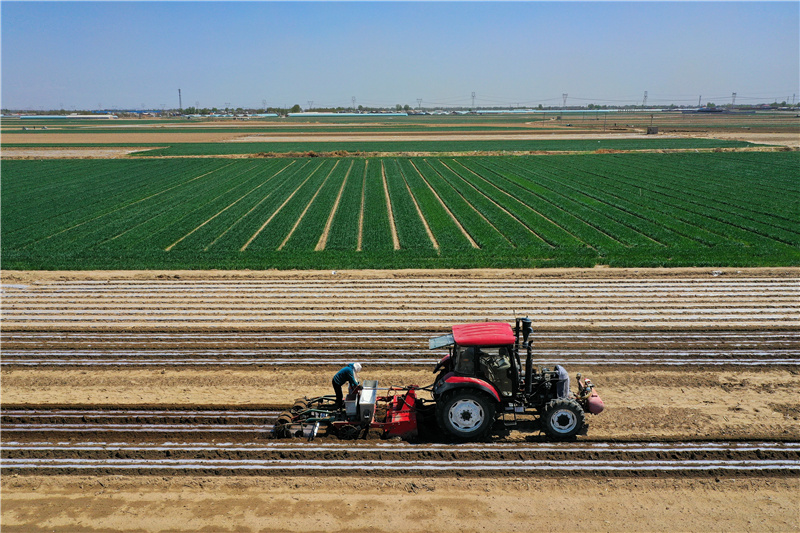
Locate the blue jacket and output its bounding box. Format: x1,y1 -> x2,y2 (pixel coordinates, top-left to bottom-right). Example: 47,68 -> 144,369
333,364 -> 359,387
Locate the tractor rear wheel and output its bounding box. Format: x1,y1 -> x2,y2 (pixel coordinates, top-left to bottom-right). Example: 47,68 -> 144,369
541,398 -> 585,440
436,390 -> 495,441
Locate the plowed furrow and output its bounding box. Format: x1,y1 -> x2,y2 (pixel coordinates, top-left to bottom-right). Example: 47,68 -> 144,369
3,441 -> 798,476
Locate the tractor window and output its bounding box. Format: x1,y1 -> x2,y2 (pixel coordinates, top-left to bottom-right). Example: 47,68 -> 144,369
454,347 -> 476,375
477,347 -> 513,397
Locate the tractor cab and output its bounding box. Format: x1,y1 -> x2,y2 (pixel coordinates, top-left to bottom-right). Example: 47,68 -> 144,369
429,319 -> 603,441
455,345 -> 515,398
430,322 -> 520,404
428,322 -> 521,440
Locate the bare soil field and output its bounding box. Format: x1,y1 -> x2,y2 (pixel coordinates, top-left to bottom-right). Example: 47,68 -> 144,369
0,129 -> 613,146
2,267 -> 799,531
2,476 -> 796,533
3,111 -> 798,151
688,131 -> 800,148
2,129 -> 796,160
0,146 -> 161,158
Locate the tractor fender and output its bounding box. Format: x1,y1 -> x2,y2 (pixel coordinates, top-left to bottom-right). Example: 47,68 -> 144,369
435,373 -> 501,403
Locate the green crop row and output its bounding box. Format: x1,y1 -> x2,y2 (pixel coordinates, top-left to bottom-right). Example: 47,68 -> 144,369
359,160 -> 394,251
2,152 -> 798,270
318,159 -> 365,251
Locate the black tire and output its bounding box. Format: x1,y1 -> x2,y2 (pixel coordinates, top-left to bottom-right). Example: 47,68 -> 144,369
541,398 -> 585,440
436,390 -> 496,441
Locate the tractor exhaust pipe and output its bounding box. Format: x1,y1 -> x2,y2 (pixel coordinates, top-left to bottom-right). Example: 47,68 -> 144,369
518,317 -> 534,396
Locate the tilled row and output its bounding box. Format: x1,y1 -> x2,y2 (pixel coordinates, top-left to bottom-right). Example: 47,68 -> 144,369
3,277 -> 797,331
1,408 -> 279,441
4,331 -> 798,350
2,351 -> 797,367
1,408 -> 280,425
3,441 -> 798,476
2,331 -> 797,368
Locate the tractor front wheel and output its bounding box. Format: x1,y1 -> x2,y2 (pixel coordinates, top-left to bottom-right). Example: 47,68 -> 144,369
436,391 -> 496,441
541,398 -> 585,440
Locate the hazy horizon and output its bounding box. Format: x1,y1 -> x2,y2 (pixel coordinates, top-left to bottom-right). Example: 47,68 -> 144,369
2,1 -> 798,111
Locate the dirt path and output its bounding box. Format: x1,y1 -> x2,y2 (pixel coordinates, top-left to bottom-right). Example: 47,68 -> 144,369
2,476 -> 795,533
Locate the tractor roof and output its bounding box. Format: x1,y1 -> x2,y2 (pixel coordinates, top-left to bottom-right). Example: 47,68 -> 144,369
452,322 -> 515,347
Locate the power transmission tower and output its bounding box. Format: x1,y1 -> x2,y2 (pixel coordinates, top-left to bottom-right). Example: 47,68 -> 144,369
562,93 -> 568,108
178,89 -> 182,111
262,99 -> 266,111
417,98 -> 422,110
471,92 -> 476,110
731,92 -> 736,106
698,95 -> 702,107
642,91 -> 647,108
308,101 -> 313,111
352,96 -> 356,110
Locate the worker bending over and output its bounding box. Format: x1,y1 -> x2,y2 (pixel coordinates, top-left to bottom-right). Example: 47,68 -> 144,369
332,362 -> 361,410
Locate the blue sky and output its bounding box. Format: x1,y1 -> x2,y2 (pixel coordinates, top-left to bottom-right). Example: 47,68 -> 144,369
2,1 -> 798,110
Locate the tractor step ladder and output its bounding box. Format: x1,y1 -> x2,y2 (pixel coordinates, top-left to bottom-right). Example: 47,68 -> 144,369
502,404 -> 524,427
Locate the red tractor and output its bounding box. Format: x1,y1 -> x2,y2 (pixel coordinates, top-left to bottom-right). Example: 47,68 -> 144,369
273,318 -> 603,442
430,318 -> 603,441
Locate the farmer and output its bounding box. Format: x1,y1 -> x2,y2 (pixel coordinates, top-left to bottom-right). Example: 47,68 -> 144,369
332,362 -> 361,410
